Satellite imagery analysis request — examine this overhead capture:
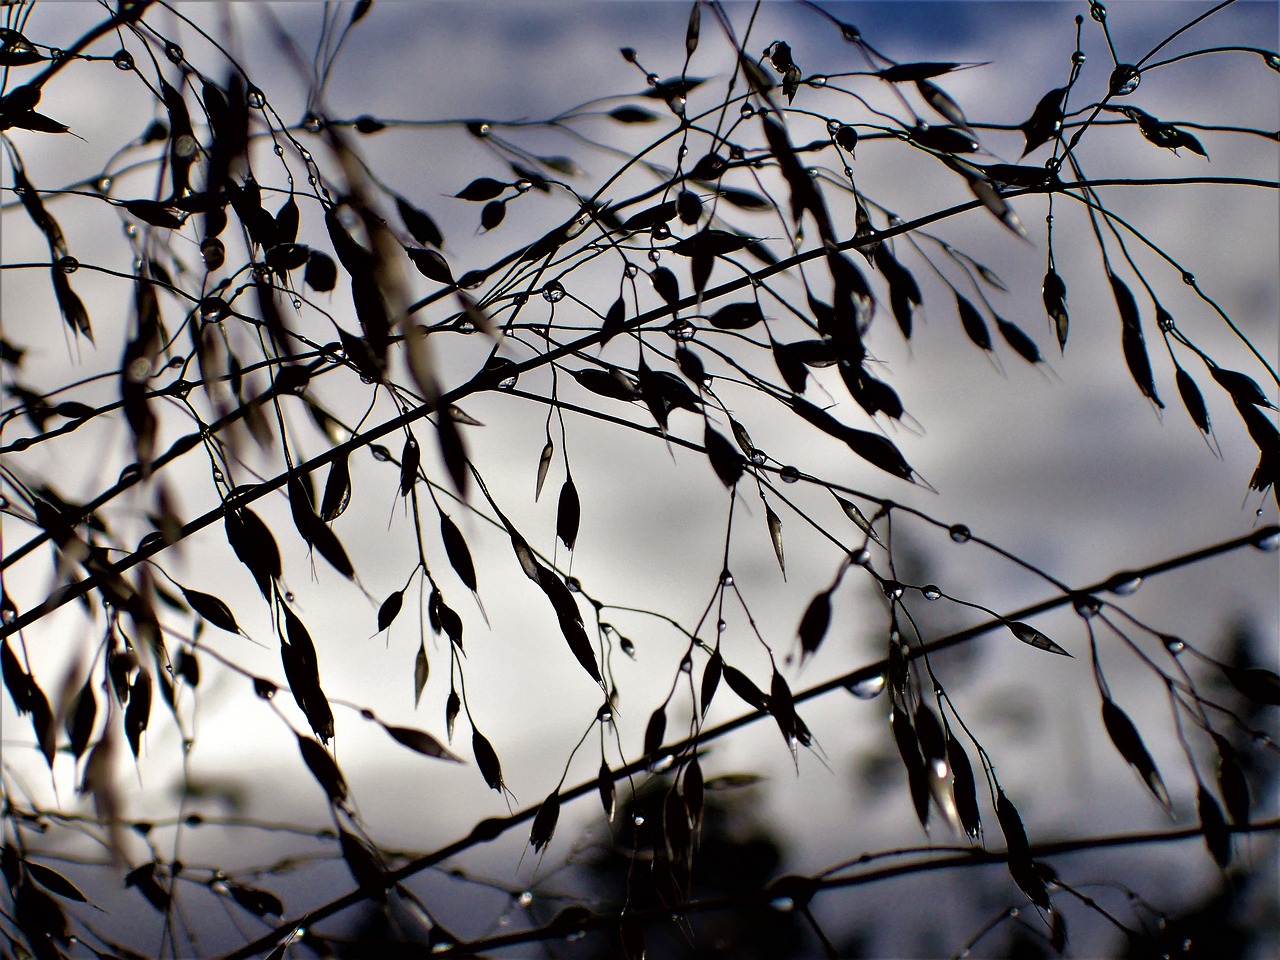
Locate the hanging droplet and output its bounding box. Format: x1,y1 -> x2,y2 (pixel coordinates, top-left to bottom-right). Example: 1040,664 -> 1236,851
948,524 -> 971,543
748,448 -> 767,465
826,119 -> 842,135
200,238 -> 225,271
56,255 -> 79,274
921,584 -> 942,601
370,445 -> 392,462
246,87 -> 266,109
211,468 -> 225,483
851,548 -> 871,567
848,673 -> 886,699
124,223 -> 138,239
541,280 -> 566,302
807,75 -> 828,87
717,619 -> 727,633
720,569 -> 735,586
739,103 -> 755,119
666,319 -> 695,341
1157,312 -> 1175,332
779,465 -> 801,483
1109,64 -> 1140,96
1107,573 -> 1143,596
882,580 -> 905,600
1089,1 -> 1107,22
652,222 -> 671,241
623,263 -> 640,279
517,890 -> 534,908
96,176 -> 113,194
198,297 -> 227,323
1253,529 -> 1279,552
633,814 -> 646,826
113,49 -> 135,70
1071,51 -> 1087,65
515,179 -> 533,193
645,72 -> 660,87
302,113 -> 324,133
170,379 -> 191,399
1162,635 -> 1186,656
1073,594 -> 1102,619
647,250 -> 662,263
1266,54 -> 1280,72
164,42 -> 184,64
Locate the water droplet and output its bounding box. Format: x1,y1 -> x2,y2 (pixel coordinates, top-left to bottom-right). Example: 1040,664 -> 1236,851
1,609 -> 16,626
165,42 -> 184,64
720,569 -> 734,586
1073,594 -> 1102,619
748,448 -> 767,465
1252,530 -> 1279,551
96,176 -> 113,194
652,222 -> 671,240
1108,573 -> 1142,596
199,297 -> 227,323
1089,1 -> 1107,22
212,468 -> 225,483
1071,51 -> 1087,65
113,49 -> 134,70
647,249 -> 661,263
770,896 -> 795,912
1266,54 -> 1280,72
645,72 -> 660,87
174,134 -> 199,159
633,814 -> 645,826
498,375 -> 517,390
201,238 -> 225,271
1110,64 -> 1140,96
848,673 -> 886,699
49,48 -> 64,61
273,143 -> 285,157
56,255 -> 79,274
291,297 -> 302,310
1163,635 -> 1186,656
808,75 -> 828,87
739,103 -> 755,119
882,580 -> 905,600
826,119 -> 842,135
623,263 -> 640,279
779,465 -> 801,484
1008,906 -> 1020,918
371,444 -> 392,462
515,179 -> 533,193
921,584 -> 942,601
948,524 -> 971,543
851,548 -> 871,567
171,379 -> 191,399
124,223 -> 138,239
246,87 -> 266,109
717,619 -> 727,633
565,576 -> 582,593
666,319 -> 695,341
729,144 -> 745,160
542,281 -> 566,303
517,890 -> 534,908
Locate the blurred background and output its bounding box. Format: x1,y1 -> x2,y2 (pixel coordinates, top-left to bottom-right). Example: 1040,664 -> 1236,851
2,1 -> 1276,957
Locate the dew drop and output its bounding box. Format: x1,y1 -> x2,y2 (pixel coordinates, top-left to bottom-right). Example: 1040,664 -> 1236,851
498,375 -> 517,390
541,281 -> 566,303
273,143 -> 284,157
170,379 -> 191,399
371,444 -> 392,462
113,49 -> 134,70
633,814 -> 645,826
779,465 -> 801,484
645,72 -> 660,87
302,113 -> 324,133
826,119 -> 842,135
1181,272 -> 1196,286
623,263 -> 640,279
1163,635 -> 1186,656
1073,594 -> 1101,619
1,608 -> 16,626
1008,906 -> 1020,918
748,448 -> 767,465
291,297 -> 302,309
1266,54 -> 1280,72
199,297 -> 227,322
517,890 -> 534,908
211,468 -> 225,483
200,238 -> 225,271
730,144 -> 745,160
666,319 -> 695,341
515,179 -> 533,193
647,250 -> 661,263
848,673 -> 886,699
1089,1 -> 1107,22
246,87 -> 266,109
124,223 -> 138,239
1107,573 -> 1143,596
56,255 -> 79,274
720,569 -> 735,586
808,75 -> 828,87
851,548 -> 871,567
921,584 -> 942,601
96,176 -> 113,194
1071,51 -> 1087,65
1252,530 -> 1279,552
652,222 -> 671,241
565,576 -> 582,593
165,42 -> 184,64
770,896 -> 795,912
948,524 -> 971,543
717,619 -> 727,634
1110,64 -> 1140,96
176,134 -> 199,158
739,103 -> 755,119
882,580 -> 905,600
